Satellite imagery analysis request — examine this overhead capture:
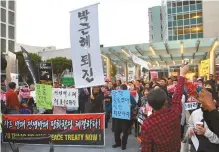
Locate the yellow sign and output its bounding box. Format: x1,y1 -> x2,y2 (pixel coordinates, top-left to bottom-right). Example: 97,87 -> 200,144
200,59 -> 210,76
186,73 -> 195,80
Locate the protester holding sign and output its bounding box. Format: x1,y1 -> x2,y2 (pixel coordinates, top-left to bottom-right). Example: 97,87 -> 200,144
112,84 -> 137,150
90,86 -> 104,113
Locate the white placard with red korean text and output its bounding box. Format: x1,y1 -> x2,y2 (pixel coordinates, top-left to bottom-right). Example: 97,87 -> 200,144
70,4 -> 104,88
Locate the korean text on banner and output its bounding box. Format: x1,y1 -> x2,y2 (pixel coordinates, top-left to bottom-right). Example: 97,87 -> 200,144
185,102 -> 199,110
200,59 -> 210,76
70,4 -> 104,88
36,84 -> 52,109
2,114 -> 105,146
52,88 -> 79,107
112,90 -> 131,120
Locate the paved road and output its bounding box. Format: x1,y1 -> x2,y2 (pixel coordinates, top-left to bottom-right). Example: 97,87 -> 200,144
1,122 -> 140,152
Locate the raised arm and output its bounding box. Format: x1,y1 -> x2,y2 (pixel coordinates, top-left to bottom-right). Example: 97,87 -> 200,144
172,65 -> 188,115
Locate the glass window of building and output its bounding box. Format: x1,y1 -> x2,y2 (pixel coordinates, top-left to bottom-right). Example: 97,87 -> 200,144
177,7 -> 183,13
191,33 -> 197,39
183,5 -> 189,12
1,39 -> 6,53
197,17 -> 202,24
1,8 -> 6,22
173,20 -> 177,26
169,36 -> 173,40
8,26 -> 15,39
1,1 -> 6,7
1,23 -> 6,37
177,1 -> 183,6
190,4 -> 196,11
178,20 -> 183,26
183,1 -> 189,6
184,34 -> 191,39
8,1 -> 15,11
167,2 -> 171,7
178,35 -> 184,40
168,8 -> 172,14
8,40 -> 15,52
172,1 -> 176,7
198,33 -> 203,38
196,1 -> 202,4
189,1 -> 196,5
184,26 -> 191,34
168,21 -> 172,27
190,18 -> 197,25
177,14 -> 184,20
172,7 -> 176,13
197,3 -> 202,10
173,35 -> 177,40
8,11 -> 15,25
184,19 -> 190,25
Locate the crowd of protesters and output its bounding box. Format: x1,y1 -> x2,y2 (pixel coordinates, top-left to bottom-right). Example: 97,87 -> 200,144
1,65 -> 219,151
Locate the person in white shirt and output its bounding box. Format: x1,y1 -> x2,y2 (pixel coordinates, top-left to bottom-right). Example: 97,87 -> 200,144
188,108 -> 219,144
187,88 -> 219,152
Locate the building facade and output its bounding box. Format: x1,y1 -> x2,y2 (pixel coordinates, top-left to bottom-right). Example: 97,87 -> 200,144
1,0 -> 16,53
1,0 -> 17,83
162,0 -> 203,41
151,0 -> 219,42
148,6 -> 163,43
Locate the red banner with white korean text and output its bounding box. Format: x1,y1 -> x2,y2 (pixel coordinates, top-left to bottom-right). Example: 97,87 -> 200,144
2,113 -> 105,146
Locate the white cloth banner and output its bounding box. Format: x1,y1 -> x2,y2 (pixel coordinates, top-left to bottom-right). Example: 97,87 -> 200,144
52,88 -> 79,107
70,4 -> 104,88
10,73 -> 19,88
185,102 -> 199,110
129,52 -> 149,69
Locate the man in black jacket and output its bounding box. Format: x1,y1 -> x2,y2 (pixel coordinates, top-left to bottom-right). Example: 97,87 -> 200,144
199,89 -> 219,137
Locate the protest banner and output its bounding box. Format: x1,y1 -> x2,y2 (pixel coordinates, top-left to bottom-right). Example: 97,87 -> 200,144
200,59 -> 210,77
36,84 -> 52,109
39,62 -> 53,85
52,88 -> 79,107
185,102 -> 199,110
2,114 -> 105,146
150,71 -> 158,79
21,47 -> 37,84
10,73 -> 19,88
70,3 -> 105,88
61,77 -> 74,86
112,90 -> 131,120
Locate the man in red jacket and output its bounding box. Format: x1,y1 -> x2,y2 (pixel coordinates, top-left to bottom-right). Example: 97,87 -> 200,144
141,65 -> 189,152
6,82 -> 20,114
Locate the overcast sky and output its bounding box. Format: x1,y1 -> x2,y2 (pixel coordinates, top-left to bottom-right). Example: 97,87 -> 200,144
16,0 -> 161,49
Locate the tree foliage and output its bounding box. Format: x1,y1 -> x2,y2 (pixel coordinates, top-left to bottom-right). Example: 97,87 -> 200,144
47,57 -> 72,82
16,52 -> 41,83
